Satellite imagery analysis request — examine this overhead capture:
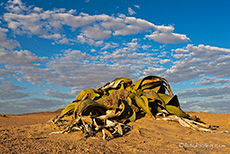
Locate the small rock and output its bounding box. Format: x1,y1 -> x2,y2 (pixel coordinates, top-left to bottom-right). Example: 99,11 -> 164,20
0,114 -> 6,117
69,145 -> 74,150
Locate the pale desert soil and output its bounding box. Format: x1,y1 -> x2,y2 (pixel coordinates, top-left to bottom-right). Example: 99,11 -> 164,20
0,110 -> 230,154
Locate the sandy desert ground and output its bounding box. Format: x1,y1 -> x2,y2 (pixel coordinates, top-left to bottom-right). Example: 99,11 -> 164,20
0,110 -> 230,154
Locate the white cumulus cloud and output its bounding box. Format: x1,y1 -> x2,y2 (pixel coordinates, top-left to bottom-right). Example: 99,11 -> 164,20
0,27 -> 20,49
165,44 -> 230,83
146,31 -> 190,44
0,80 -> 29,100
128,7 -> 136,15
0,48 -> 46,65
2,1 -> 187,46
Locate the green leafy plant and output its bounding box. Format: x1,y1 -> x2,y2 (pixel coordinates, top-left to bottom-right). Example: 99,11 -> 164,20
48,75 -> 229,140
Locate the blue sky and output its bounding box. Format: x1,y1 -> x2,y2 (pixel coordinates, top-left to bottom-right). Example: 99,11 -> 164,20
0,0 -> 229,114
